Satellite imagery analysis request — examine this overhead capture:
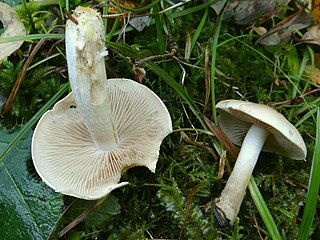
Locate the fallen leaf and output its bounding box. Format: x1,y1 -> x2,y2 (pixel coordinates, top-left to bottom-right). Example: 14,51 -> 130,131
256,9 -> 313,45
132,64 -> 146,83
210,0 -> 290,25
302,25 -> 320,45
304,65 -> 320,84
0,2 -> 26,61
253,26 -> 267,36
129,16 -> 149,32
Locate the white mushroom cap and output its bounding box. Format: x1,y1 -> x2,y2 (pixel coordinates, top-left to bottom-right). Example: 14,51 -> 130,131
216,99 -> 307,160
32,78 -> 172,200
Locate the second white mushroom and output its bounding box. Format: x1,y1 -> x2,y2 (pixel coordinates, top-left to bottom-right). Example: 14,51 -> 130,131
214,99 -> 307,225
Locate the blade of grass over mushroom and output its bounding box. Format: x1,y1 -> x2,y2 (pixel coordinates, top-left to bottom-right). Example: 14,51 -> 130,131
0,34 -> 64,43
0,84 -> 68,163
297,108 -> 320,240
248,177 -> 282,240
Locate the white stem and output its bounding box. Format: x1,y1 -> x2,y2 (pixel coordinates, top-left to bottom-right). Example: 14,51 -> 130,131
65,8 -> 118,150
215,124 -> 269,225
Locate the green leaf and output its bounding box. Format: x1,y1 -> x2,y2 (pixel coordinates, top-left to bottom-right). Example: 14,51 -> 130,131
2,0 -> 21,7
0,125 -> 63,239
248,177 -> 282,240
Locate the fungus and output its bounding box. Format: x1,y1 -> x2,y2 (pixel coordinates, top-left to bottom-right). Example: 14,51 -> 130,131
32,7 -> 172,200
214,99 -> 307,225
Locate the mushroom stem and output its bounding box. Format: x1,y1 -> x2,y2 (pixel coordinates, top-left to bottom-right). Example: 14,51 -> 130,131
215,124 -> 269,225
66,8 -> 118,151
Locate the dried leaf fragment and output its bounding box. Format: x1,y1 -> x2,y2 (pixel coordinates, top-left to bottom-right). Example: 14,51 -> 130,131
304,65 -> 320,84
210,0 -> 290,25
0,2 -> 26,61
302,25 -> 320,45
256,10 -> 313,45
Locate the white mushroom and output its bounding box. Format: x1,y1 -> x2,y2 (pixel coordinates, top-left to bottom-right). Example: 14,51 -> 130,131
31,7 -> 172,200
214,99 -> 307,225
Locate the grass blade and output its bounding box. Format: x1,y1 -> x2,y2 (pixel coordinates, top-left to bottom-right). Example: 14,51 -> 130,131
248,177 -> 282,240
185,9 -> 208,60
172,0 -> 218,18
297,107 -> 320,240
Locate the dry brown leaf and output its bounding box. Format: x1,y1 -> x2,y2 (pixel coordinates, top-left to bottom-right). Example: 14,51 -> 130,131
302,25 -> 320,44
304,65 -> 320,85
256,9 -> 313,45
252,26 -> 267,36
0,2 -> 26,61
210,0 -> 290,25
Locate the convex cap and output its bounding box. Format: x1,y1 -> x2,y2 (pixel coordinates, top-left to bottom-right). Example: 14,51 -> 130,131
216,99 -> 307,160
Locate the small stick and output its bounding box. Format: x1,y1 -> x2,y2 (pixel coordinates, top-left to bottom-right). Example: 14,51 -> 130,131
64,9 -> 78,25
270,88 -> 320,106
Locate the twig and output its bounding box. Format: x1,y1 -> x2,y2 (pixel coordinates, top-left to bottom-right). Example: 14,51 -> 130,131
2,38 -> 46,115
178,182 -> 203,240
58,197 -> 107,238
270,88 -> 320,106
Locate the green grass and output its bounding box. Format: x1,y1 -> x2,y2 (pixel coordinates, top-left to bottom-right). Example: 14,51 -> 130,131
297,108 -> 320,240
0,0 -> 319,239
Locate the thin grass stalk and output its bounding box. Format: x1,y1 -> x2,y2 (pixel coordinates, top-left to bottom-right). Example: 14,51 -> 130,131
103,0 -> 109,35
210,4 -> 224,124
153,1 -> 165,54
248,177 -> 282,240
187,9 -> 208,60
297,107 -> 320,240
171,0 -> 218,18
106,11 -> 120,41
0,34 -> 64,43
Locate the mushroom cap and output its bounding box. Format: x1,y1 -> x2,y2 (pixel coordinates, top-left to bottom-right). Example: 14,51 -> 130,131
216,99 -> 307,160
32,78 -> 172,200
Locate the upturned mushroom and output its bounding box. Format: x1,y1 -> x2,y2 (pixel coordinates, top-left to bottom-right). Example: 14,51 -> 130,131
32,7 -> 172,200
214,99 -> 307,225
